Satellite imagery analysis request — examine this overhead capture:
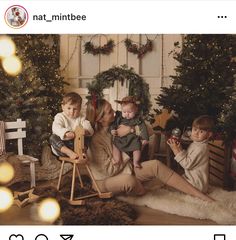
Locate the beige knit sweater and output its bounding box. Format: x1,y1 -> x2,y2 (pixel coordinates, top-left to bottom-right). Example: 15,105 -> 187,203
88,127 -> 133,180
174,140 -> 209,193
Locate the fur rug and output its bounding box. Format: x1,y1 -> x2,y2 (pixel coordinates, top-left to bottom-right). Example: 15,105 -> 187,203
118,184 -> 236,224
32,176 -> 137,225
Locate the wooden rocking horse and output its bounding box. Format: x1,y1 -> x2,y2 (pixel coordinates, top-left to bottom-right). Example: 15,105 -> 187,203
57,126 -> 112,205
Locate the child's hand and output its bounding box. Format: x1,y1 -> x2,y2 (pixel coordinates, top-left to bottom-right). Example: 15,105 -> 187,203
116,125 -> 132,137
167,138 -> 182,156
141,140 -> 149,146
84,130 -> 92,136
111,130 -> 118,136
65,131 -> 75,140
112,158 -> 121,165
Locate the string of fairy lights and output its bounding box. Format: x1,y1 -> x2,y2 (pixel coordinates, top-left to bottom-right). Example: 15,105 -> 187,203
0,36 -> 22,76
61,34 -> 159,72
0,36 -> 60,223
0,33 -> 156,222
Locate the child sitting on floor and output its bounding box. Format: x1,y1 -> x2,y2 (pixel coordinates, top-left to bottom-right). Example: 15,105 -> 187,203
167,115 -> 214,193
50,92 -> 94,159
110,96 -> 149,168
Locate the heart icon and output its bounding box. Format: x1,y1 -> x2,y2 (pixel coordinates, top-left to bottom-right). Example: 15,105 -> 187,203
9,234 -> 24,240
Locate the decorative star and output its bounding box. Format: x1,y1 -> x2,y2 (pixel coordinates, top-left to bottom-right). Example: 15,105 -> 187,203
13,188 -> 39,208
153,109 -> 172,130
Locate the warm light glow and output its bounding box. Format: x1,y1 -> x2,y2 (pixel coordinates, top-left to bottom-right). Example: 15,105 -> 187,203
0,37 -> 16,58
38,198 -> 60,222
0,162 -> 15,184
0,187 -> 13,213
2,55 -> 22,76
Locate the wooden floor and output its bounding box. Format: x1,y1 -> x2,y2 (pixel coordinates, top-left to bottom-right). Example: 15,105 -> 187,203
0,200 -> 215,225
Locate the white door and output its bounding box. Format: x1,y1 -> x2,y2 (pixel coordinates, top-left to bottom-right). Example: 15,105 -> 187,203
60,34 -> 181,114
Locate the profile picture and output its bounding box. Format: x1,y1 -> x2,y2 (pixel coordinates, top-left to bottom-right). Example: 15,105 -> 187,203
4,5 -> 28,29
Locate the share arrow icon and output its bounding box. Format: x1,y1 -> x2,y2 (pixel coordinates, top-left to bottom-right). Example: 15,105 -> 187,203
60,234 -> 74,240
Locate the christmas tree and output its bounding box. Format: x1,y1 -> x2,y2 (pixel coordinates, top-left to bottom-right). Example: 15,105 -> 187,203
218,75 -> 236,142
0,35 -> 65,157
156,34 -> 236,141
13,35 -> 66,123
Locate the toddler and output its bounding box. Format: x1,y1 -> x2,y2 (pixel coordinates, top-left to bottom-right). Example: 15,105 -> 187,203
50,92 -> 94,159
110,96 -> 149,168
167,115 -> 214,193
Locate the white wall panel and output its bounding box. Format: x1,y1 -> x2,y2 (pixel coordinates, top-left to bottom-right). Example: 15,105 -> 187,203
60,34 -> 180,112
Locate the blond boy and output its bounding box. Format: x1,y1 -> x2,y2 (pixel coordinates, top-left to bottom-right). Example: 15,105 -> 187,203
50,92 -> 94,159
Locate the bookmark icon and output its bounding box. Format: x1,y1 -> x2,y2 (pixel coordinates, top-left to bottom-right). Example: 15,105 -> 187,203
214,234 -> 226,240
60,235 -> 74,240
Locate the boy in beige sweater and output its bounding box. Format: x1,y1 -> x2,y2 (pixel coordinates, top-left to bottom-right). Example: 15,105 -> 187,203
167,115 -> 214,193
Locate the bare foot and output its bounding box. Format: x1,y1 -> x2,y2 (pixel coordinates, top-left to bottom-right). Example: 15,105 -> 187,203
138,187 -> 146,196
112,159 -> 120,165
61,146 -> 79,159
205,195 -> 215,202
68,151 -> 79,159
133,162 -> 142,168
135,181 -> 146,196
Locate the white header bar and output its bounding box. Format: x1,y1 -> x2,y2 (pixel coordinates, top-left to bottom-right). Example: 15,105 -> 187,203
0,1 -> 235,34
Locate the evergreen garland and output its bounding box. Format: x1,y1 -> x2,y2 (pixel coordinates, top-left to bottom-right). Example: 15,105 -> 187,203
84,39 -> 114,55
124,38 -> 153,59
87,65 -> 151,117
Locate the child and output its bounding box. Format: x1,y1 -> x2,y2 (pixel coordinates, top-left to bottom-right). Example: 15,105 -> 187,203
110,96 -> 149,168
49,92 -> 94,159
167,115 -> 214,193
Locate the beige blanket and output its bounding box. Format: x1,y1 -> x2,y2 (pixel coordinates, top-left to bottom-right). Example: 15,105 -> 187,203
118,185 -> 236,224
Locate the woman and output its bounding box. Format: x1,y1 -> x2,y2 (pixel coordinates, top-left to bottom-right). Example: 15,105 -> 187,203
86,99 -> 213,202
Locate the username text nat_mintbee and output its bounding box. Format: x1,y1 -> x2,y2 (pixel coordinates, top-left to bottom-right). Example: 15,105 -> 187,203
33,13 -> 86,22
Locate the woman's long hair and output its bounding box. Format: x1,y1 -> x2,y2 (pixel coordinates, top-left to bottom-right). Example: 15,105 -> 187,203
86,99 -> 108,130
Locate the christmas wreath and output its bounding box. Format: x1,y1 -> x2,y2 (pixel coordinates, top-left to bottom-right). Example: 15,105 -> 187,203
124,38 -> 153,59
84,39 -> 115,55
87,65 -> 151,117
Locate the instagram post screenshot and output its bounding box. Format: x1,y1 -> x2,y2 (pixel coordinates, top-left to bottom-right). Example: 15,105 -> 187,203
0,0 -> 236,239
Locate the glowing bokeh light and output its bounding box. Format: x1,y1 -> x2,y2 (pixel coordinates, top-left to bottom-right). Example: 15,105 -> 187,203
0,187 -> 13,213
0,37 -> 16,58
0,162 -> 15,184
38,198 -> 60,222
2,55 -> 22,76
